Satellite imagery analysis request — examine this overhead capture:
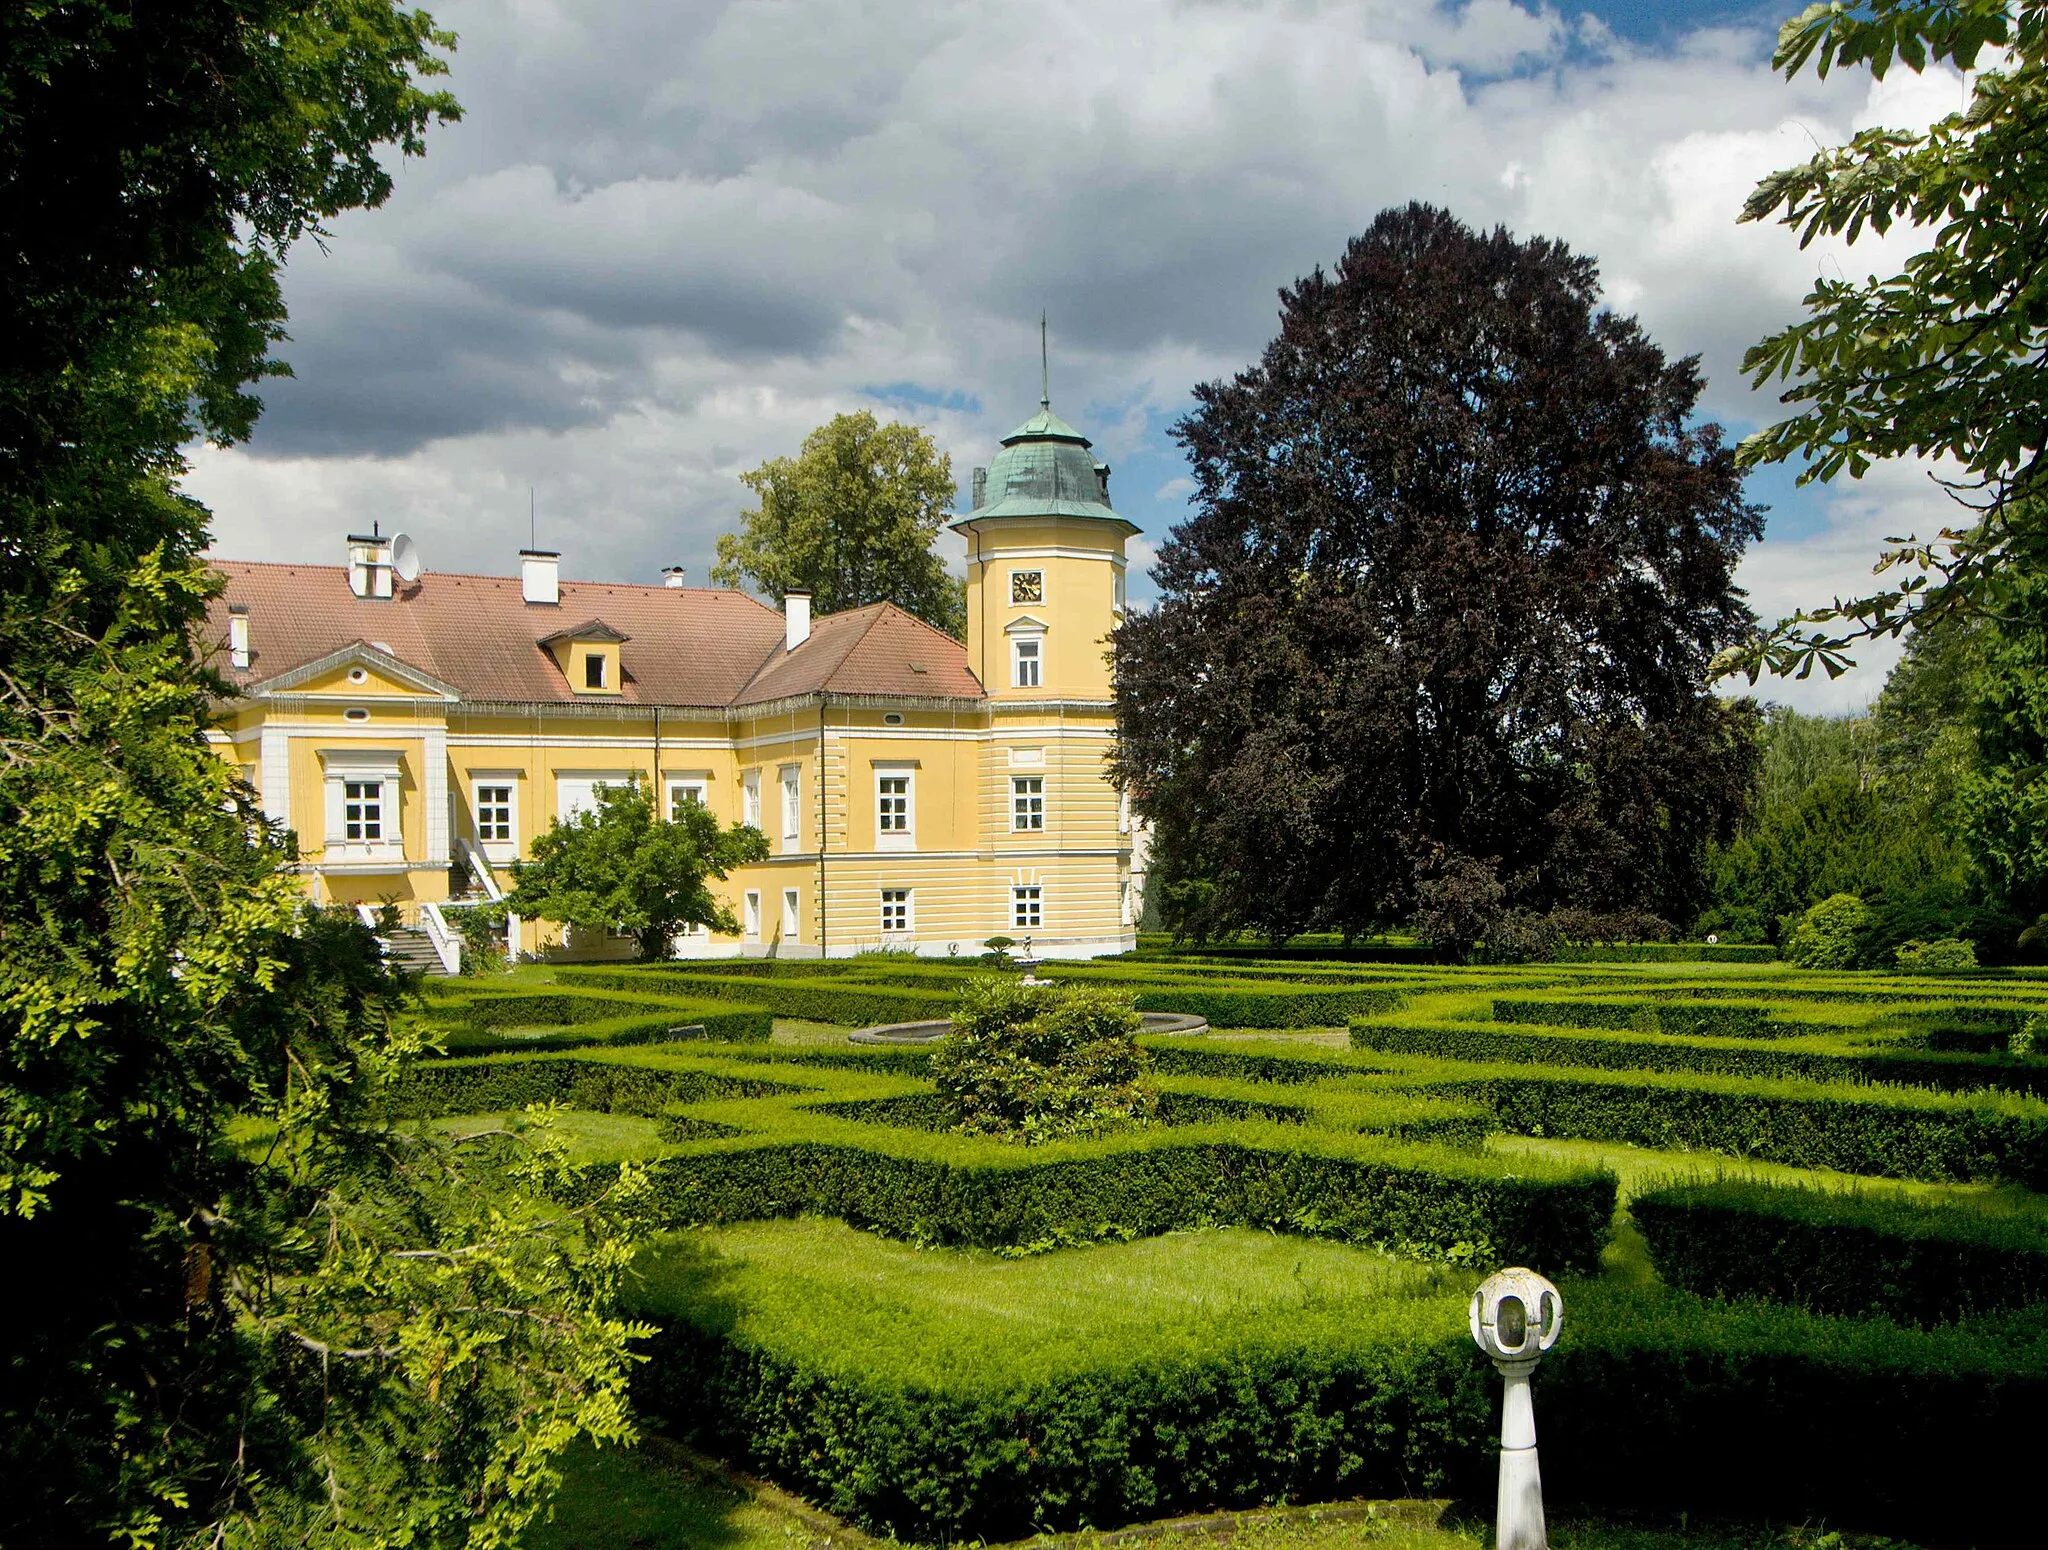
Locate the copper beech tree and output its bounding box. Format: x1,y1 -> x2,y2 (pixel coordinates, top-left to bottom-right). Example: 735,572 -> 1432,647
1112,205 -> 1763,945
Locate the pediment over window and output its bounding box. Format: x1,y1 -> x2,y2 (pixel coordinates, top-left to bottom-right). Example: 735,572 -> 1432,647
246,641 -> 461,701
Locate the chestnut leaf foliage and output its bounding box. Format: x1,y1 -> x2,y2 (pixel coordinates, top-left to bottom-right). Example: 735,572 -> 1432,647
1730,0 -> 2048,680
1,6 -> 652,1547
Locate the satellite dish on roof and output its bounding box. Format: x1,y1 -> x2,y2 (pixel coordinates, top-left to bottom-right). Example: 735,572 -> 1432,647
391,532 -> 423,583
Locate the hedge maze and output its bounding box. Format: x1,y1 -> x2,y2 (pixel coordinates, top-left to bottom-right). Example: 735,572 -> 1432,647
405,954 -> 2048,1544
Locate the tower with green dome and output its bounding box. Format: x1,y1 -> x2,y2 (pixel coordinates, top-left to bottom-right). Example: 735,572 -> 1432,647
952,370 -> 1139,702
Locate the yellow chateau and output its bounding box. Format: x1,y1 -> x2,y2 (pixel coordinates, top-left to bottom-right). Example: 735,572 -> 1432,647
203,394 -> 1143,966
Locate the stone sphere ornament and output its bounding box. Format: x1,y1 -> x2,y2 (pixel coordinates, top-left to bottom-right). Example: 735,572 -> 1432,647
1470,1269 -> 1563,1550
1470,1266 -> 1563,1368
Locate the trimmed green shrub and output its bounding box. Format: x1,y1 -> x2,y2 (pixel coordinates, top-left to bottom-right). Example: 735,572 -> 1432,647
1350,1015 -> 2048,1098
1414,1064 -> 2048,1187
1491,997 -> 1818,1039
623,1222 -> 2048,1546
385,1053 -> 796,1120
1895,937 -> 1979,973
562,967 -> 954,1027
1632,1179 -> 2048,1324
931,978 -> 1155,1142
614,1133 -> 1613,1265
1786,893 -> 1869,968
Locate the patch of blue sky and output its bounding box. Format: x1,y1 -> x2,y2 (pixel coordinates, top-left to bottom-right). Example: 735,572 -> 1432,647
1559,0 -> 1786,47
860,382 -> 982,416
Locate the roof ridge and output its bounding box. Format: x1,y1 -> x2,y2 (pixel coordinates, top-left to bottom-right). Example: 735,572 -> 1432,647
863,599 -> 966,653
207,556 -> 778,611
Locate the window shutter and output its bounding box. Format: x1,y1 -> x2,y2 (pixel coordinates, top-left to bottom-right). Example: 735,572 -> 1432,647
324,778 -> 345,844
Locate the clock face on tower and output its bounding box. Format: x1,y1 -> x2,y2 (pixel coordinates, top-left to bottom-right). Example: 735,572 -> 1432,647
1010,570 -> 1044,605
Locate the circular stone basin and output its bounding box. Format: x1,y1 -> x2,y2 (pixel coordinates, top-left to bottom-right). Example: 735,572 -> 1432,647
848,1011 -> 1209,1045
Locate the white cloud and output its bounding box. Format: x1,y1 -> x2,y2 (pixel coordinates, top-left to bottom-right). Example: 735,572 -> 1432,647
186,0 -> 1980,720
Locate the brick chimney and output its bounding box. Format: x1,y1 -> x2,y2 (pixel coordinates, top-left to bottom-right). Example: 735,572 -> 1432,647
784,590 -> 811,651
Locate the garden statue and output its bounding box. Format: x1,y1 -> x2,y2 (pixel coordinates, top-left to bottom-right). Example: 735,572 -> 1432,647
1470,1267 -> 1563,1550
1013,935 -> 1053,986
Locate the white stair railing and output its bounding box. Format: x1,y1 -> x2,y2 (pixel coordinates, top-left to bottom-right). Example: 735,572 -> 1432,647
418,902 -> 463,976
459,839 -> 506,903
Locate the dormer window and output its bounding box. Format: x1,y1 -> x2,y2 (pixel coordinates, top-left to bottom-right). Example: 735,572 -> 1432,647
537,618 -> 629,696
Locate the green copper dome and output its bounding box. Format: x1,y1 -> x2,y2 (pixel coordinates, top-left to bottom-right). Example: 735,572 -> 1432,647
956,395 -> 1133,529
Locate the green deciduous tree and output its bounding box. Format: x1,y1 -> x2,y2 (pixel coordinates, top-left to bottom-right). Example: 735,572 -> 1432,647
506,779 -> 769,961
2,7 -> 654,1546
713,411 -> 966,636
1113,204 -> 1764,943
1730,0 -> 2048,679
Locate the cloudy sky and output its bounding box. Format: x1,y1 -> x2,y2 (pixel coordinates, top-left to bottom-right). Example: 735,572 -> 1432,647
187,0 -> 1979,712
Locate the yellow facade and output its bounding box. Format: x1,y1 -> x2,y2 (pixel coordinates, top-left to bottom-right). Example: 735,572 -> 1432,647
206,398 -> 1143,966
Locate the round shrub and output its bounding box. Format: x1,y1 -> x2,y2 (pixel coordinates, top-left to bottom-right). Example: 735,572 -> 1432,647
930,977 -> 1156,1143
1895,937 -> 1979,973
1785,892 -> 1869,969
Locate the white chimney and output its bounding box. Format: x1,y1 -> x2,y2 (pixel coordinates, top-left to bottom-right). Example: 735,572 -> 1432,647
521,549 -> 560,606
228,604 -> 251,669
784,590 -> 811,651
662,565 -> 688,589
347,531 -> 394,599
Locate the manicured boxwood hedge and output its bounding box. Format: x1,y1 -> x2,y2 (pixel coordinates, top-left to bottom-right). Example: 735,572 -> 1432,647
558,962 -> 1407,1029
1491,997 -> 1826,1039
603,1131 -> 1614,1266
383,1052 -> 797,1120
628,1241 -> 2044,1545
1415,1065 -> 2048,1187
1348,1016 -> 2048,1097
561,966 -> 956,1027
1631,1179 -> 2048,1324
634,1314 -> 1492,1540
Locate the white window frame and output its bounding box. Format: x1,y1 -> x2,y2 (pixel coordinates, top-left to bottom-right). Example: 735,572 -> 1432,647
555,770 -> 635,825
1013,885 -> 1043,930
320,749 -> 403,859
743,890 -> 762,942
879,888 -> 911,935
742,768 -> 762,828
667,776 -> 708,822
1011,634 -> 1042,689
781,887 -> 800,938
583,652 -> 608,690
1012,775 -> 1045,832
342,778 -> 386,843
473,777 -> 517,858
779,765 -> 801,854
875,764 -> 914,851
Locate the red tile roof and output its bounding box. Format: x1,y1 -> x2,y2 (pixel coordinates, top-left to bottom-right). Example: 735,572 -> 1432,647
203,560 -> 984,707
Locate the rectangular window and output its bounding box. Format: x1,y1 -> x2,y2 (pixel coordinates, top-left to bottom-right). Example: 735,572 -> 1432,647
668,779 -> 706,821
1012,885 -> 1042,930
1012,637 -> 1041,689
780,766 -> 801,851
1012,776 -> 1045,832
781,888 -> 800,936
880,889 -> 910,934
743,890 -> 761,941
321,751 -> 402,852
343,779 -> 383,842
875,767 -> 914,849
584,653 -> 606,689
742,769 -> 762,828
475,783 -> 513,843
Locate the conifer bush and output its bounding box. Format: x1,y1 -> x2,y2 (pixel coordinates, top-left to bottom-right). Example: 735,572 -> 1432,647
929,978 -> 1158,1142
